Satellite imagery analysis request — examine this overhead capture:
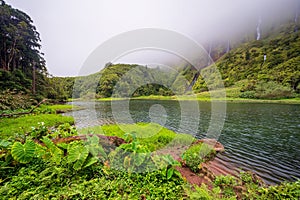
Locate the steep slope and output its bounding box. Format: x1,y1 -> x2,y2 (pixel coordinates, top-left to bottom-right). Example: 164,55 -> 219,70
193,22 -> 300,99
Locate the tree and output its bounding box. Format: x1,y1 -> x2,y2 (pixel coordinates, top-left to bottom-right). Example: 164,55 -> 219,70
0,0 -> 46,95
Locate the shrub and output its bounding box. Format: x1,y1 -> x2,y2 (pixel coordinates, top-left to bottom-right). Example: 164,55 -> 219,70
0,90 -> 35,111
255,81 -> 294,99
239,91 -> 256,99
182,143 -> 215,173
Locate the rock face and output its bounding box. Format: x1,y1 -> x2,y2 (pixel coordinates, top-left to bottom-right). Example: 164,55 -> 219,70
193,138 -> 225,153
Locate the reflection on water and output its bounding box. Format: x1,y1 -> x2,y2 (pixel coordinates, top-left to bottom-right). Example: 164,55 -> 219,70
65,100 -> 300,185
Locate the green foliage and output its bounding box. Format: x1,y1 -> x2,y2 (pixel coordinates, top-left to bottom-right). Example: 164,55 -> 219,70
182,143 -> 216,173
214,175 -> 237,187
0,122 -> 299,199
46,77 -> 74,100
85,135 -> 106,161
0,2 -> 47,96
97,64 -> 176,98
41,137 -> 63,164
0,70 -> 31,94
155,154 -> 182,180
240,80 -> 294,99
108,133 -> 153,173
257,180 -> 300,199
0,114 -> 74,138
67,142 -> 89,171
0,90 -> 35,111
193,23 -> 300,99
29,122 -> 49,139
50,123 -> 78,139
81,123 -> 195,152
11,140 -> 36,164
185,184 -> 222,200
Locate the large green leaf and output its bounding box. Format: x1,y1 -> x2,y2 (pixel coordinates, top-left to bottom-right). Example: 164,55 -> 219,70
67,145 -> 89,170
167,168 -> 174,180
0,140 -> 12,149
134,153 -> 147,167
83,156 -> 98,169
85,136 -> 106,160
11,140 -> 36,164
41,137 -> 63,164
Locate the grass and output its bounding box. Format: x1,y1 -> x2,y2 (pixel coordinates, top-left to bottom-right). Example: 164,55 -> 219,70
79,123 -> 195,152
39,104 -> 82,112
0,114 -> 74,138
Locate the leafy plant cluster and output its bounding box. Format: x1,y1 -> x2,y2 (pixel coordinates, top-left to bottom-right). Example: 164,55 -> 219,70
0,123 -> 299,199
182,142 -> 216,173
0,123 -> 186,199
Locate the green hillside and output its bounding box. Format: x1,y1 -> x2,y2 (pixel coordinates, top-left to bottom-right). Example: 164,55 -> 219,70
193,22 -> 300,99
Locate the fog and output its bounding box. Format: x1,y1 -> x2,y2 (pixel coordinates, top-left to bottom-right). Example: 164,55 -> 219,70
6,0 -> 299,76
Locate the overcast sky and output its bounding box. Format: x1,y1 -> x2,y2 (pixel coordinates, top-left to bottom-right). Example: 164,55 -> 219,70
6,0 -> 299,76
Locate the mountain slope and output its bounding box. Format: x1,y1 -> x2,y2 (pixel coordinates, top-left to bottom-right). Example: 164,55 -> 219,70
193,22 -> 300,99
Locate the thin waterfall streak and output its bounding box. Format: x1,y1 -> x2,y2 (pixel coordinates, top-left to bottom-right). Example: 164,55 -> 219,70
256,17 -> 262,40
226,40 -> 231,53
207,42 -> 212,65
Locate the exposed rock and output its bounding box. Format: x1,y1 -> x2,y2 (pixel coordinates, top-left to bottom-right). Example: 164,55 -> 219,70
193,138 -> 225,153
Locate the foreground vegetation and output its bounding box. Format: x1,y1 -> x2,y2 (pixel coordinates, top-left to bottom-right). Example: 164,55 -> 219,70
0,118 -> 299,199
0,104 -> 75,137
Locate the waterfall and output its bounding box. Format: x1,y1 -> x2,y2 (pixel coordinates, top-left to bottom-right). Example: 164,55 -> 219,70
207,42 -> 212,65
256,17 -> 262,40
226,40 -> 231,53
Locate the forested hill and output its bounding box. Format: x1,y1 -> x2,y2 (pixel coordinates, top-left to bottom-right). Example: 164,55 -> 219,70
70,64 -> 182,99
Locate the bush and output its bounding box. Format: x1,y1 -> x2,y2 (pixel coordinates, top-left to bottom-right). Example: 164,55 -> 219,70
182,143 -> 215,173
255,81 -> 294,99
239,81 -> 295,99
239,91 -> 256,99
0,90 -> 35,111
258,180 -> 300,199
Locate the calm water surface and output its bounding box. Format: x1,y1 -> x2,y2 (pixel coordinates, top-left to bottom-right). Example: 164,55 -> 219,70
66,100 -> 300,185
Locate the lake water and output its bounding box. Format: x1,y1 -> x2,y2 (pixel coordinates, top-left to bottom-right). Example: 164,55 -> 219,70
66,100 -> 300,185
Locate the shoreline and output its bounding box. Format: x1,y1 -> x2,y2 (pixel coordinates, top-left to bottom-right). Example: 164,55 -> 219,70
89,96 -> 300,104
